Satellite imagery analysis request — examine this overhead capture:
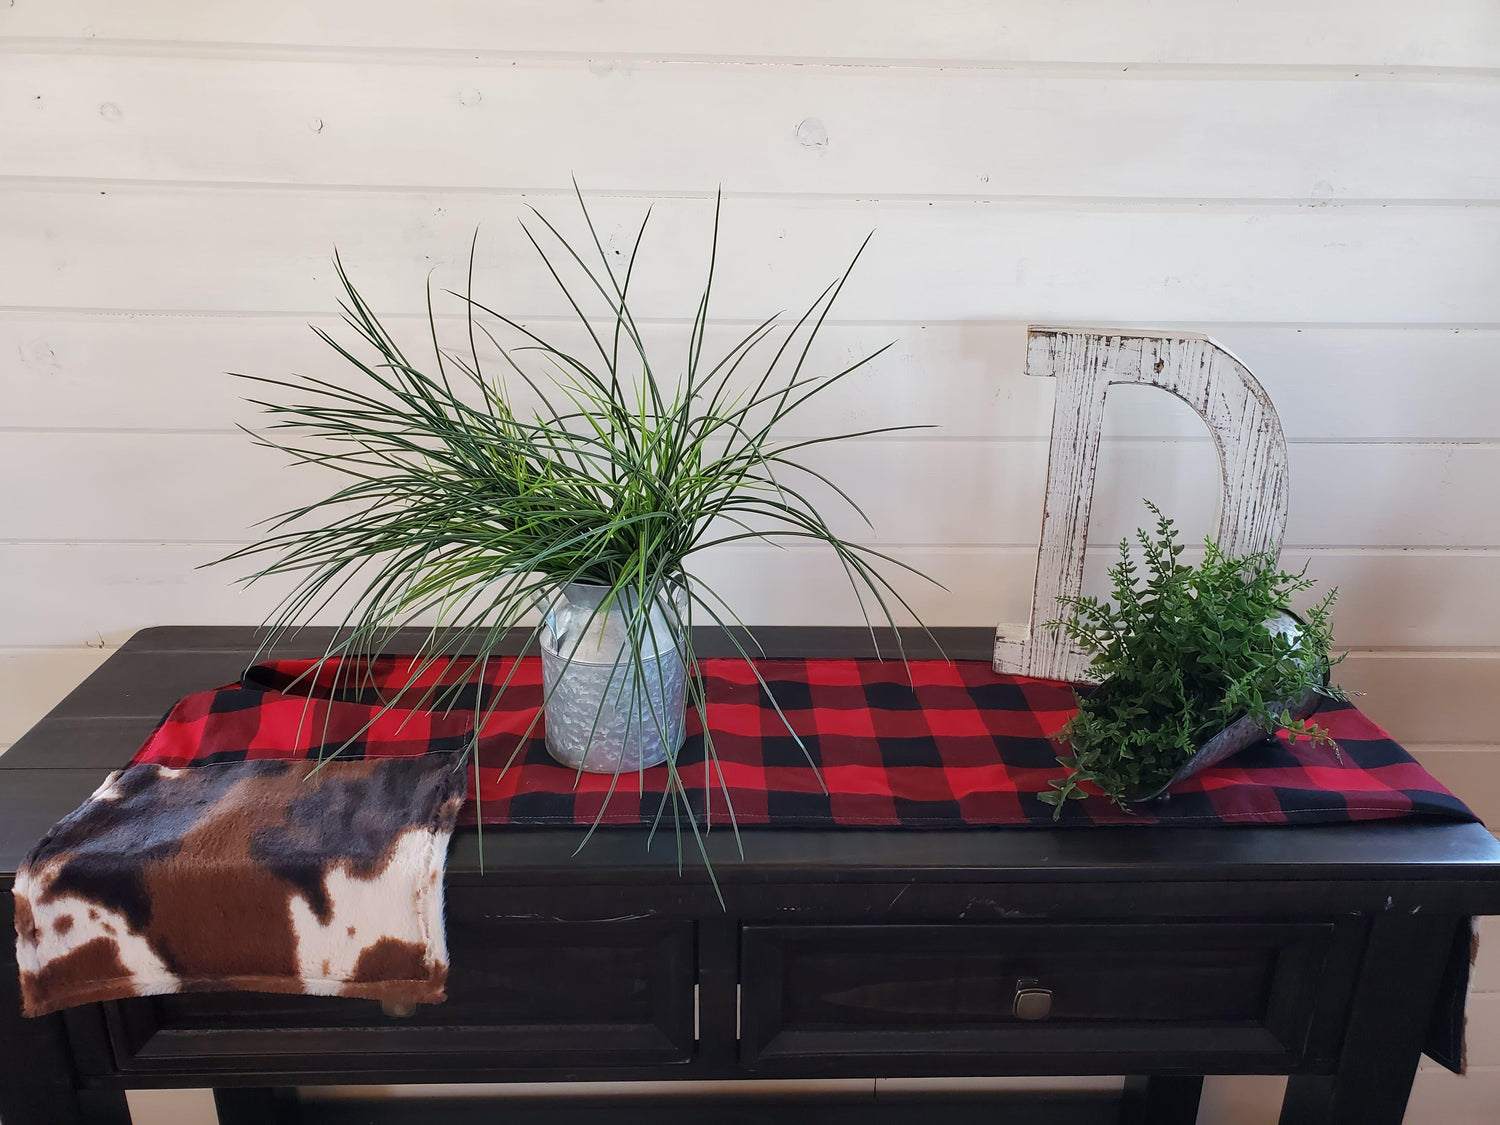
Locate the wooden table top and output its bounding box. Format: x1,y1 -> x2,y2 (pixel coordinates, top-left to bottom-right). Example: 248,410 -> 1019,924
4,626 -> 1499,902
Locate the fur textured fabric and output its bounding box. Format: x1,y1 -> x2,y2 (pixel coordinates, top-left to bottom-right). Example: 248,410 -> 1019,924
13,755 -> 465,1017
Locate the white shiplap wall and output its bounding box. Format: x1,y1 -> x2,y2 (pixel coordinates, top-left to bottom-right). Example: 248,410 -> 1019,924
3,4 -> 1499,1122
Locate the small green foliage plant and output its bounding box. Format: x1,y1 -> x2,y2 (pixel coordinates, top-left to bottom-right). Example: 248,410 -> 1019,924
1042,503 -> 1347,814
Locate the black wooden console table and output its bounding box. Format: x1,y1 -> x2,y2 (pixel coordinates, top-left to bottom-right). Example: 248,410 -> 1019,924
5,626 -> 1500,1125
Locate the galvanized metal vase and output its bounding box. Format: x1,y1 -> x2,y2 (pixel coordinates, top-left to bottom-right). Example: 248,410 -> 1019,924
536,581 -> 687,774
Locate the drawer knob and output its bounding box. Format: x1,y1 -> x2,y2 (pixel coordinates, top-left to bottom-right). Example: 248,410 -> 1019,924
1013,979 -> 1052,1021
380,999 -> 417,1019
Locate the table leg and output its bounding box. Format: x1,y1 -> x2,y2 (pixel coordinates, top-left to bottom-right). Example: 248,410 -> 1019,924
2,895 -> 129,1124
79,1090 -> 133,1124
214,1087 -> 299,1124
0,999 -> 129,1124
1119,1075 -> 1203,1124
1279,914 -> 1458,1125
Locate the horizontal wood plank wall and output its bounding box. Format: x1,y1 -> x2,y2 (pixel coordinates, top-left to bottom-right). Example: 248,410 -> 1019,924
2,4 -> 1498,1122
5,1 -> 1500,67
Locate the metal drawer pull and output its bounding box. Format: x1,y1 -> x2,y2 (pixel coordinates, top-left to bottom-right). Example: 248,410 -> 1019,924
1012,978 -> 1052,1021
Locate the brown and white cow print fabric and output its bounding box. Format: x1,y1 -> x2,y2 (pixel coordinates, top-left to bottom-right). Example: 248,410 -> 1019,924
13,755 -> 466,1017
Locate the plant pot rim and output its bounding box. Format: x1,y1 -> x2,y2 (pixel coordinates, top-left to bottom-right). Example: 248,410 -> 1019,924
543,642 -> 684,669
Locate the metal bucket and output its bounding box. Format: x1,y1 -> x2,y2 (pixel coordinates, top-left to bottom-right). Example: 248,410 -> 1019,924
537,581 -> 687,774
1128,613 -> 1320,803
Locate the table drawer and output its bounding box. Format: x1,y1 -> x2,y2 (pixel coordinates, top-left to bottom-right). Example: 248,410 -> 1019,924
739,921 -> 1356,1072
106,913 -> 695,1075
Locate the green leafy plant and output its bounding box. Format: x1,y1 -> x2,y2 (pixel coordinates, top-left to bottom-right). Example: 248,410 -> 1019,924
1041,503 -> 1347,814
218,187 -> 937,881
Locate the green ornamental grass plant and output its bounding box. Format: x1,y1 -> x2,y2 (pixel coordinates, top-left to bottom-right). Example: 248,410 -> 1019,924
219,188 -> 938,881
1043,503 -> 1348,814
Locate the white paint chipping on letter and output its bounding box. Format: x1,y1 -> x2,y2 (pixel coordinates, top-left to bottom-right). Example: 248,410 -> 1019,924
995,327 -> 1289,683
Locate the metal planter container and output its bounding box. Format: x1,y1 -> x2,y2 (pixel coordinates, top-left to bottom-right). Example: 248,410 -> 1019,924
1128,685 -> 1321,804
1129,613 -> 1322,804
537,581 -> 687,774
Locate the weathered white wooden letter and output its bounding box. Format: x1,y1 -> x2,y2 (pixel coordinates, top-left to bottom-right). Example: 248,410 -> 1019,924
994,327 -> 1290,683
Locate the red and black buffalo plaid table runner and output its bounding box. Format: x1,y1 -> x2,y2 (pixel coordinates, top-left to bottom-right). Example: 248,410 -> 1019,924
129,655 -> 1477,829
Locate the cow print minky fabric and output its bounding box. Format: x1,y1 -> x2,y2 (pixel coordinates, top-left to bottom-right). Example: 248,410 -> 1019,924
14,755 -> 464,1017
